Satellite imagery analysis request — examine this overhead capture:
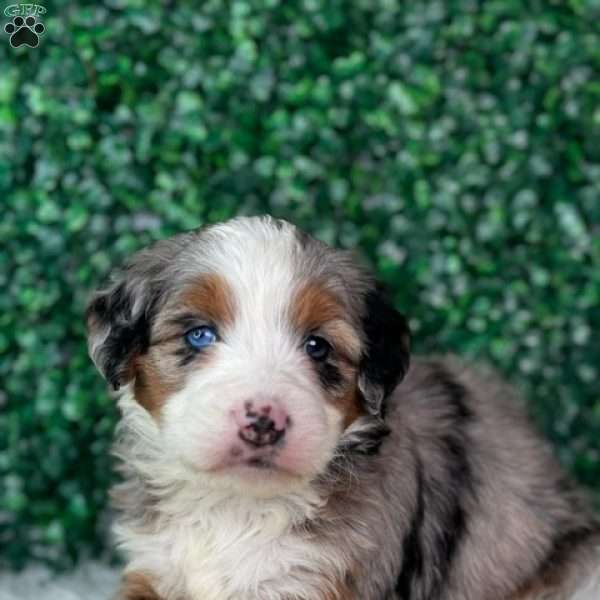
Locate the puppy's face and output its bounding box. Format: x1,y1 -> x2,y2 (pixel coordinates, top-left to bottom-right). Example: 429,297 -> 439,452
87,217 -> 409,496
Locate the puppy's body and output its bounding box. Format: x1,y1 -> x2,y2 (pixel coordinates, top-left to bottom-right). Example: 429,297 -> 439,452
86,217 -> 599,600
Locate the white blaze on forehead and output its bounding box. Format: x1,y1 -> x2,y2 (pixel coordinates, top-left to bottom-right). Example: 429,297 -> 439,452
190,218 -> 303,360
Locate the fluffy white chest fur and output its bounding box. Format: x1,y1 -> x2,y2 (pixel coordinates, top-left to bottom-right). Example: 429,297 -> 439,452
118,492 -> 352,600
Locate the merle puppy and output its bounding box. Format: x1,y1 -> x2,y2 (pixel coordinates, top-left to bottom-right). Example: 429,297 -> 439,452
86,216 -> 599,600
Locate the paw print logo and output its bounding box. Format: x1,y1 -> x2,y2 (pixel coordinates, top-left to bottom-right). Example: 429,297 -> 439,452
4,15 -> 44,48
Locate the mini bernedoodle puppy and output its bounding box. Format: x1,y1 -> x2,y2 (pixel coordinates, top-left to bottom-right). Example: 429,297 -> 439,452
86,216 -> 599,600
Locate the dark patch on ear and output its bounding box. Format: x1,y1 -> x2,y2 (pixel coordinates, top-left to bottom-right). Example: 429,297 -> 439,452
358,285 -> 410,415
86,282 -> 157,390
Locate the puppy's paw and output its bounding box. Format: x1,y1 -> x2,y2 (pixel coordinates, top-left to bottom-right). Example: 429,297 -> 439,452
117,571 -> 163,600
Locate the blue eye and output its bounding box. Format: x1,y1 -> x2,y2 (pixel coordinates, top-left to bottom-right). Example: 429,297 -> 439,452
185,326 -> 218,350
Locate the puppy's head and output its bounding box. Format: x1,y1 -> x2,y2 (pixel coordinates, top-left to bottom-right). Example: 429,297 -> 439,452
87,217 -> 409,496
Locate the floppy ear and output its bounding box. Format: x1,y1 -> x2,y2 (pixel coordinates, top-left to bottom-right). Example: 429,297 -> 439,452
86,231 -> 198,390
358,285 -> 411,417
86,277 -> 157,391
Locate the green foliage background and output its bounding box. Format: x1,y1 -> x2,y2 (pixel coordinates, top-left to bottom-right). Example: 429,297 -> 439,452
1,0 -> 599,569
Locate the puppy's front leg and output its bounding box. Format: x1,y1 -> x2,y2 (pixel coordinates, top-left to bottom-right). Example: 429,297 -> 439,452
116,571 -> 163,600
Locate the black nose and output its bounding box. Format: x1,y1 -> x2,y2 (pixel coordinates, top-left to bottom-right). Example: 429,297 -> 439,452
239,415 -> 285,447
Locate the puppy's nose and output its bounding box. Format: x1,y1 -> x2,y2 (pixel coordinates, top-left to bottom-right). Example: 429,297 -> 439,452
233,401 -> 289,447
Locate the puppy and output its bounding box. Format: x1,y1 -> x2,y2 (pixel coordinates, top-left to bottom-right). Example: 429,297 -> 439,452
86,216 -> 599,600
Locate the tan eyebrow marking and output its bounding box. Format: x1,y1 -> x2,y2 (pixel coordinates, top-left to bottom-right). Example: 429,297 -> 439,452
180,273 -> 235,327
291,281 -> 361,364
291,282 -> 344,332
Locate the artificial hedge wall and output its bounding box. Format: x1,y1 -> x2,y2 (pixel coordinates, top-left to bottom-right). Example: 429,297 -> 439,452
1,0 -> 599,569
